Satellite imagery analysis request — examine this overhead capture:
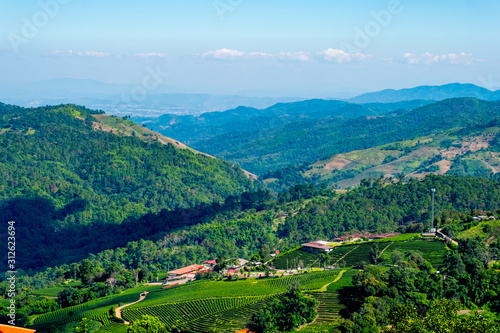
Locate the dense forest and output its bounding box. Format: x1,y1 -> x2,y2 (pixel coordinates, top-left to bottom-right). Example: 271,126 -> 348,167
263,117 -> 500,190
5,174 -> 500,286
0,103 -> 256,269
1,171 -> 500,329
339,239 -> 500,332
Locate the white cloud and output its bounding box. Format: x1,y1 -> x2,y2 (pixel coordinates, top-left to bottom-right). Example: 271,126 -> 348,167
277,52 -> 309,62
318,48 -> 372,63
202,48 -> 268,60
402,52 -> 481,65
202,48 -> 309,61
48,50 -> 112,57
134,53 -> 168,58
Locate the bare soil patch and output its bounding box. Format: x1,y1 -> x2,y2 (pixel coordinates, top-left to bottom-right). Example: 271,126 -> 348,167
323,158 -> 352,171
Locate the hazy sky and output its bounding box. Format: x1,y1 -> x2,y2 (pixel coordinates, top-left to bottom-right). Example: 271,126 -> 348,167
1,0 -> 499,97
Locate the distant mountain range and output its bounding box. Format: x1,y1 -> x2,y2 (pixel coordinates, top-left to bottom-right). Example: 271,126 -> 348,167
0,79 -> 305,117
349,83 -> 500,103
141,97 -> 500,176
138,99 -> 434,149
3,80 -> 500,117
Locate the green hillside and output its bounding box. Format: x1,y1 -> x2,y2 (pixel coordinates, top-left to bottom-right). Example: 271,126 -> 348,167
1,175 -> 499,331
138,99 -> 435,174
186,98 -> 500,175
297,121 -> 500,188
0,103 -> 256,269
26,234 -> 499,332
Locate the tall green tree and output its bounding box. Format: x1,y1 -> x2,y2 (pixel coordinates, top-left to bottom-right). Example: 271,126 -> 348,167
127,315 -> 167,333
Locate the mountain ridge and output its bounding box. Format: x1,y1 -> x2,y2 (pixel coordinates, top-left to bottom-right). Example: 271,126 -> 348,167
348,83 -> 500,103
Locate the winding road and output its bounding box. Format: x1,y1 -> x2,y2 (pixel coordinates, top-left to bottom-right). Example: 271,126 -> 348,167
115,292 -> 148,325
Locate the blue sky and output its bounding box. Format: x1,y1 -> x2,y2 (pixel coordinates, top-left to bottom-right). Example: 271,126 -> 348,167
1,0 -> 499,97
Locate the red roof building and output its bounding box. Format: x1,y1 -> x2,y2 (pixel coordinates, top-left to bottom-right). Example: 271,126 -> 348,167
301,242 -> 333,253
168,264 -> 205,278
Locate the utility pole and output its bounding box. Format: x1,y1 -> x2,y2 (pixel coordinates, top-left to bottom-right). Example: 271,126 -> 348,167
431,188 -> 436,233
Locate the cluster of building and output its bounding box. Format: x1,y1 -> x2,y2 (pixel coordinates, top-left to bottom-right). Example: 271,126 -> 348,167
473,215 -> 496,221
333,233 -> 400,242
166,258 -> 249,280
300,233 -> 401,253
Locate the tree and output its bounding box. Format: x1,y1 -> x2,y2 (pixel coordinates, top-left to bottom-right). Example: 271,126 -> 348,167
127,314 -> 167,333
74,318 -> 102,333
370,244 -> 381,265
318,250 -> 328,268
388,299 -> 499,333
57,288 -> 78,308
252,283 -> 317,332
391,250 -> 404,266
260,244 -> 271,261
79,259 -> 96,285
70,263 -> 80,280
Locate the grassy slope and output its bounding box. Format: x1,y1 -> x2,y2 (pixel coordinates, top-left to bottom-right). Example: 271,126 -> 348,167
457,219 -> 500,243
301,125 -> 500,188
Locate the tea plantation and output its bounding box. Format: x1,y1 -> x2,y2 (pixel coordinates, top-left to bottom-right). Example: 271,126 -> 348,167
29,239 -> 448,332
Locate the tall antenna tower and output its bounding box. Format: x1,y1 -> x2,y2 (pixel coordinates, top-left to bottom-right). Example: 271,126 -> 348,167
431,188 -> 436,233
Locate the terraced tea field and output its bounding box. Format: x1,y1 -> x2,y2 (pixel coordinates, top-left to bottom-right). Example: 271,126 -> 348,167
30,285 -> 161,331
121,270 -> 348,332
308,292 -> 343,324
32,306 -> 115,331
96,323 -> 128,333
328,240 -> 447,267
272,249 -> 319,269
130,270 -> 342,310
382,240 -> 447,267
30,239 -> 447,332
123,295 -> 279,333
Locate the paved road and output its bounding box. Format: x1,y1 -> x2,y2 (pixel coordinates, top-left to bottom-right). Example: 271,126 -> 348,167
437,228 -> 458,246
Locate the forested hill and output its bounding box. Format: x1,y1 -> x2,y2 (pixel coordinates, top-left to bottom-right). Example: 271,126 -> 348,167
188,98 -> 500,175
15,174 -> 500,281
136,99 -> 432,146
0,103 -> 257,269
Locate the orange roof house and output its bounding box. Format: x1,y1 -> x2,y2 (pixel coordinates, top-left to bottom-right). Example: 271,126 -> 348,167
0,324 -> 36,333
167,264 -> 205,278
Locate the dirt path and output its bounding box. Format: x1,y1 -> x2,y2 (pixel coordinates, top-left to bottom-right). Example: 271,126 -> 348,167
316,270 -> 347,292
115,292 -> 148,325
437,229 -> 458,246
379,242 -> 394,256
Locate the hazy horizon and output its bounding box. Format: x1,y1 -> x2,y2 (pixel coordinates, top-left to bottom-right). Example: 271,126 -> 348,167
1,0 -> 499,99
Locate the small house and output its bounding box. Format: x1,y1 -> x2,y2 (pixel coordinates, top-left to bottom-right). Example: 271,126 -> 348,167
301,242 -> 333,253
